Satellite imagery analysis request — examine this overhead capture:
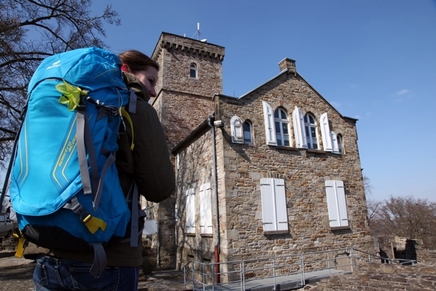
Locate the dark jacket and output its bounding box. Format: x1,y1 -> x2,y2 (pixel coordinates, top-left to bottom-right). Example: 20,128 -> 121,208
49,72 -> 175,266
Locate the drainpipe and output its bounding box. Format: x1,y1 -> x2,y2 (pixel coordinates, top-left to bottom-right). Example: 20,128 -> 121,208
208,115 -> 220,284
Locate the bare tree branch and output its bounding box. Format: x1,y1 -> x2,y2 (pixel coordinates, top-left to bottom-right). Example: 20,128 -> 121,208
0,0 -> 121,166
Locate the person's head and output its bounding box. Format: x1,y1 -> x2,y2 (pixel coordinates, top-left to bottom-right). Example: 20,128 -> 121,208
119,50 -> 160,97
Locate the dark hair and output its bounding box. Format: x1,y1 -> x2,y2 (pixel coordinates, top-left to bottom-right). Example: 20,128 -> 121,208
118,50 -> 159,72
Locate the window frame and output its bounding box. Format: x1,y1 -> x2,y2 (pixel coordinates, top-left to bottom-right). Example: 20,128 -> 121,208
304,113 -> 319,149
190,63 -> 197,79
274,107 -> 291,146
243,120 -> 253,144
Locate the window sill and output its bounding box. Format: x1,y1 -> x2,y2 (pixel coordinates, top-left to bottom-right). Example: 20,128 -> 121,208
263,230 -> 289,235
330,225 -> 351,231
200,233 -> 213,238
275,145 -> 300,152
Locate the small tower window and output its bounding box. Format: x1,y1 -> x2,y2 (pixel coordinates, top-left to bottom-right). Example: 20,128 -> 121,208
190,63 -> 197,78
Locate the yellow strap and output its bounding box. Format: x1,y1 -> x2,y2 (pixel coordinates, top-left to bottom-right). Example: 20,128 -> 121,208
15,237 -> 26,258
83,215 -> 107,234
121,107 -> 135,150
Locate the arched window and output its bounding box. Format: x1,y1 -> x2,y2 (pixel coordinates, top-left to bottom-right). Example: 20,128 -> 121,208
243,121 -> 252,144
190,63 -> 197,78
274,108 -> 290,146
304,113 -> 318,149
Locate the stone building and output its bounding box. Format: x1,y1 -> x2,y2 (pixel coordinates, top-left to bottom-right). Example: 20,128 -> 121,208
148,32 -> 372,270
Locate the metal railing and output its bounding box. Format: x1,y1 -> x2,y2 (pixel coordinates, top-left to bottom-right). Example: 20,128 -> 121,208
183,248 -> 417,291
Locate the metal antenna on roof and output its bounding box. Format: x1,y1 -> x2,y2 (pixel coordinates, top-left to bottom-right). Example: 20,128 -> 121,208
192,22 -> 207,42
192,22 -> 200,40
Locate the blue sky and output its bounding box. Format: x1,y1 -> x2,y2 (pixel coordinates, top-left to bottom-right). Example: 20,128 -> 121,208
96,0 -> 435,202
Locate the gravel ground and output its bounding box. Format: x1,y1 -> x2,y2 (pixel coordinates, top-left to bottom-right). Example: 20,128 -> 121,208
0,251 -> 190,291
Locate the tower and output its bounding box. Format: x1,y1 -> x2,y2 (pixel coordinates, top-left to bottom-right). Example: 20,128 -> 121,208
147,32 -> 225,269
152,32 -> 225,148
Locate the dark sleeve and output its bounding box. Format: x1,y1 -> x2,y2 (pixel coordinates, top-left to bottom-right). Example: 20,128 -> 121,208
130,98 -> 175,202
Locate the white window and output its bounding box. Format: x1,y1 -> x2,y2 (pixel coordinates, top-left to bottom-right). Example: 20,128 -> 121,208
292,106 -> 307,148
325,180 -> 349,228
190,63 -> 197,78
185,188 -> 196,234
230,116 -> 244,144
260,178 -> 288,233
274,108 -> 290,146
262,101 -> 277,145
200,183 -> 213,234
243,121 -> 253,144
320,113 -> 333,152
304,113 -> 318,149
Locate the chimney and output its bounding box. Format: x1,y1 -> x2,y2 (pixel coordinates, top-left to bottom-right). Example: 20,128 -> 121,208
278,58 -> 296,74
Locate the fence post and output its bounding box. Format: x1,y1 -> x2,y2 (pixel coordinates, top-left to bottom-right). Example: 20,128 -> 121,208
240,260 -> 245,291
272,258 -> 276,290
300,254 -> 305,287
211,261 -> 215,291
350,249 -> 355,273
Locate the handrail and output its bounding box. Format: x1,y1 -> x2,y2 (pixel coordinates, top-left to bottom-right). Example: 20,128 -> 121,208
183,247 -> 417,290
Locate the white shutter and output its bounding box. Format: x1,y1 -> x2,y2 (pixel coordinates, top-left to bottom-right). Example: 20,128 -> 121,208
325,180 -> 349,228
261,179 -> 275,232
186,188 -> 196,234
320,113 -> 333,152
274,179 -> 289,231
292,106 -> 307,148
260,178 -> 288,232
200,183 -> 213,234
230,116 -> 244,144
331,131 -> 339,153
262,101 -> 277,145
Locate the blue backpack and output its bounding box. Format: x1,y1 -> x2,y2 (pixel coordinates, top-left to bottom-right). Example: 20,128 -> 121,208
8,47 -> 134,277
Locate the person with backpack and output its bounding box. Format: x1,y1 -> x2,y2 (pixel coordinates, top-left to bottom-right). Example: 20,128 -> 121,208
31,50 -> 175,291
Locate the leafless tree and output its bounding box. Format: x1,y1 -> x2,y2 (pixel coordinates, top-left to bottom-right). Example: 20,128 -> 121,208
0,0 -> 120,166
371,196 -> 436,249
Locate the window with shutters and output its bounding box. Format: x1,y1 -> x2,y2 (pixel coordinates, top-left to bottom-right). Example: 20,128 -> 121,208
260,178 -> 289,233
274,108 -> 290,146
325,180 -> 349,229
231,116 -> 253,144
200,183 -> 213,235
230,116 -> 244,144
185,188 -> 196,234
304,113 -> 318,149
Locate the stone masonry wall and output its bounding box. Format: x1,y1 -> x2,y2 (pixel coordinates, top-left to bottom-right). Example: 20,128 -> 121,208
215,71 -> 372,264
304,261 -> 436,291
173,128 -> 216,269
